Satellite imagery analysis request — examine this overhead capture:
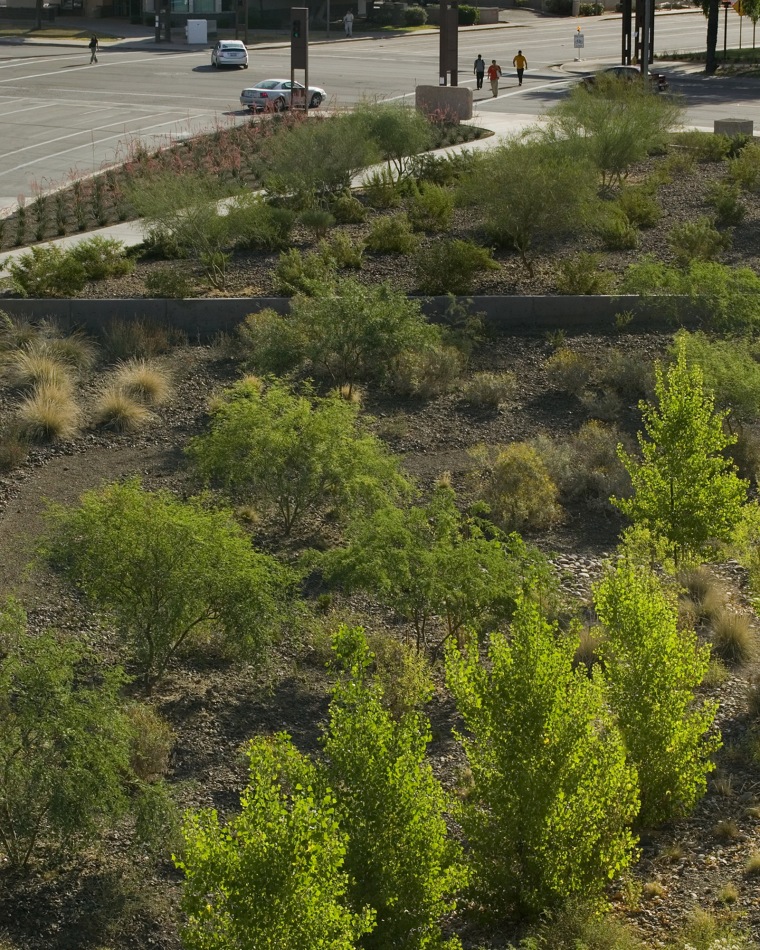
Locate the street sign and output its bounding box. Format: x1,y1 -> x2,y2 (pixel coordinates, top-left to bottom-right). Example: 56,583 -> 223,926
574,32 -> 585,48
733,0 -> 744,13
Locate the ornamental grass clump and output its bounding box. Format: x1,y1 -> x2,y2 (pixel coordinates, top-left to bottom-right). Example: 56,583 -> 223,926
16,383 -> 80,442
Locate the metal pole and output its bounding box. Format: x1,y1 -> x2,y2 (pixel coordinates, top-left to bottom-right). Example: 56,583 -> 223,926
724,1 -> 730,61
641,0 -> 650,77
327,0 -> 330,38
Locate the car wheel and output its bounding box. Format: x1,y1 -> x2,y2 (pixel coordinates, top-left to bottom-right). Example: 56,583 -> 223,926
274,97 -> 287,112
309,92 -> 322,108
212,57 -> 217,68
243,63 -> 248,68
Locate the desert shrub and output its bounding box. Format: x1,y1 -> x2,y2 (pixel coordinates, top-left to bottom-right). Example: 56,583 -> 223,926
473,442 -> 561,532
274,248 -> 337,296
329,191 -> 366,224
406,182 -> 454,232
92,387 -> 154,433
409,149 -> 479,187
0,598 -> 132,870
318,231 -> 364,269
706,181 -> 746,227
144,265 -> 193,298
446,600 -> 638,918
354,101 -> 433,182
8,245 -> 87,297
45,479 -> 292,685
365,213 -> 418,254
188,379 -> 411,536
0,426 -> 28,473
555,253 -> 616,295
596,206 -> 640,250
728,141 -> 760,191
521,899 -> 645,950
544,347 -> 593,397
618,185 -> 662,228
4,349 -> 74,392
404,5 -> 427,25
668,217 -> 731,268
125,704 -> 174,784
672,130 -> 732,162
177,735 -> 375,950
70,236 -> 134,280
238,308 -> 304,376
16,383 -> 80,442
367,633 -> 433,719
595,562 -> 720,827
112,358 -> 171,405
299,207 -> 336,240
363,166 -> 403,209
711,609 -> 756,665
387,342 -> 463,398
98,318 -> 177,361
672,330 -> 760,423
458,3 -> 479,24
227,194 -> 295,252
463,370 -> 517,410
414,238 -> 498,294
594,347 -> 653,402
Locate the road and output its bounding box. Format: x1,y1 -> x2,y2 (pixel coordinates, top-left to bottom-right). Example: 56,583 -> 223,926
0,9 -> 758,207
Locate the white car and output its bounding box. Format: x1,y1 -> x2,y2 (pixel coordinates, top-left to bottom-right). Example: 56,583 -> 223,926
211,40 -> 249,69
240,78 -> 326,111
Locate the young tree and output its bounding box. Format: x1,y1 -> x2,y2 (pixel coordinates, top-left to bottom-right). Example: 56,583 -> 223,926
321,485 -> 557,651
45,479 -> 292,685
594,561 -> 720,827
324,626 -> 466,949
188,378 -> 412,536
0,598 -> 132,870
354,102 -> 434,181
446,600 -> 639,919
177,735 -> 375,950
613,338 -> 747,564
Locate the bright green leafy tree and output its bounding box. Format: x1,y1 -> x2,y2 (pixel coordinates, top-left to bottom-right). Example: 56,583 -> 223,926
594,561 -> 720,827
323,626 -> 466,949
446,599 -> 639,919
176,734 -> 376,950
45,479 -> 292,686
0,598 -> 132,870
321,485 -> 556,650
613,338 -> 747,565
188,378 -> 412,536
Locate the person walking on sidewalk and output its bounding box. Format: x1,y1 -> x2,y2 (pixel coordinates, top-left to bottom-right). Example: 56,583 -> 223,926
512,49 -> 527,86
486,59 -> 502,98
343,10 -> 354,36
88,34 -> 99,64
473,53 -> 485,90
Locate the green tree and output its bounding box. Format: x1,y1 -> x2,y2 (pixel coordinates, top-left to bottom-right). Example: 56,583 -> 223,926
324,626 -> 466,949
188,378 -> 412,536
0,598 -> 132,870
45,479 -> 291,686
594,562 -> 720,827
613,338 -> 747,564
177,734 -> 375,950
457,139 -> 595,275
322,486 -> 557,650
354,102 -> 434,182
445,599 -> 639,919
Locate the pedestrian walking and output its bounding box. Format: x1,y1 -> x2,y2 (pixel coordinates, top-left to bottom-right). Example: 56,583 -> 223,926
512,49 -> 527,86
486,59 -> 501,98
343,10 -> 354,36
88,34 -> 99,64
473,53 -> 485,90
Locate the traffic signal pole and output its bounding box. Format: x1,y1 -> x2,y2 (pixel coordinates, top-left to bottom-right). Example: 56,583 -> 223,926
291,7 -> 309,110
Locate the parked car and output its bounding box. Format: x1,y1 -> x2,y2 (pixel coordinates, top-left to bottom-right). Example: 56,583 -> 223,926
211,40 -> 249,69
240,78 -> 326,111
582,65 -> 668,92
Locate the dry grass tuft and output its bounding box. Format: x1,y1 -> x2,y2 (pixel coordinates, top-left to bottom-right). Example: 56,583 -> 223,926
0,427 -> 29,473
711,609 -> 756,666
702,656 -> 730,688
717,882 -> 739,904
573,624 -> 604,673
112,359 -> 171,406
745,852 -> 760,876
463,371 -> 518,410
16,384 -> 80,442
712,818 -> 740,842
642,881 -> 666,900
4,349 -> 74,392
678,565 -> 726,621
747,676 -> 760,720
26,332 -> 98,372
92,387 -> 154,433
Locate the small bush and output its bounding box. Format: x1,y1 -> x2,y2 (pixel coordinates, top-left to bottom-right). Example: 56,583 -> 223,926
365,213 -> 418,254
363,167 -> 403,209
702,657 -> 729,688
556,253 -> 616,295
711,609 -> 755,665
145,266 -> 193,298
545,347 -> 592,397
745,852 -> 760,876
594,347 -> 652,401
414,238 -> 497,294
238,308 -> 304,376
406,183 -> 454,233
463,371 -> 517,410
226,197 -> 294,252
458,3 -> 479,24
706,181 -> 746,227
92,387 -> 155,433
8,245 -> 87,297
0,427 -> 28,473
318,231 -> 364,269
728,141 -> 760,192
70,236 -> 134,280
596,207 -> 639,250
388,343 -> 462,398
299,208 -> 335,240
747,677 -> 760,719
404,5 -> 427,25
618,186 -> 662,228
712,819 -> 740,842
668,217 -> 731,268
112,358 -> 171,405
329,191 -> 366,224
125,704 -> 174,784
274,248 -> 337,296
573,624 -> 604,673
475,441 -> 561,532
16,383 -> 80,441
99,319 -> 177,361
672,130 -> 731,162
368,633 -> 433,719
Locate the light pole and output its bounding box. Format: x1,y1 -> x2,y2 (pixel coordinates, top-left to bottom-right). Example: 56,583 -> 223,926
723,0 -> 733,61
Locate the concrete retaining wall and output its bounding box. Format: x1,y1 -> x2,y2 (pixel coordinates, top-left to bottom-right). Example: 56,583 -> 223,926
415,85 -> 473,121
0,295 -> 683,337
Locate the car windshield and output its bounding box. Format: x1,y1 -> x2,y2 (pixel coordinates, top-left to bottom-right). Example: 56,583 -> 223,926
222,43 -> 243,50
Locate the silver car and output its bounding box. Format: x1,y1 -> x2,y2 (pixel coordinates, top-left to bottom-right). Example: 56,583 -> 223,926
211,40 -> 249,69
240,78 -> 326,111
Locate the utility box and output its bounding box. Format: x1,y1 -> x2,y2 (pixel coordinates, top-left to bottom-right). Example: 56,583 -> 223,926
185,19 -> 208,44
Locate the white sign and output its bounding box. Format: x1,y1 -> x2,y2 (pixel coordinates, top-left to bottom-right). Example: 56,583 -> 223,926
574,33 -> 585,48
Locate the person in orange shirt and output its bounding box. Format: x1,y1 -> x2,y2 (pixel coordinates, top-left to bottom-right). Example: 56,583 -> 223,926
486,60 -> 502,98
513,50 -> 527,86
